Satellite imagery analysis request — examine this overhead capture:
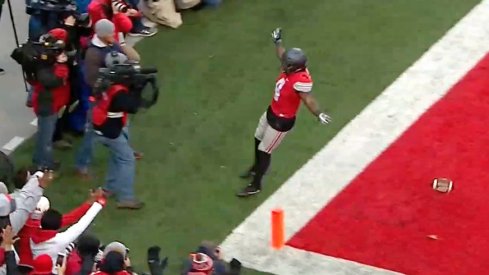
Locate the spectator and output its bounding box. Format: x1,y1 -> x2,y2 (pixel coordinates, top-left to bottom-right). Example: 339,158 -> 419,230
17,190 -> 100,268
93,251 -> 131,275
125,0 -> 157,37
147,246 -> 168,275
102,242 -> 129,259
31,254 -> 54,275
9,170 -> 49,235
30,197 -> 106,272
102,242 -> 136,274
11,168 -> 31,198
65,234 -> 100,275
181,242 -> 238,275
0,171 -> 49,275
2,226 -> 18,275
31,28 -> 71,171
183,253 -> 214,275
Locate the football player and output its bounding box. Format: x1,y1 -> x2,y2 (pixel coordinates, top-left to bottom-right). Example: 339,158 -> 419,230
237,28 -> 332,197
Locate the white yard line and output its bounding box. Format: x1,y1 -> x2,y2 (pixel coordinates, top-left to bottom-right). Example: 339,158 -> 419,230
2,136 -> 26,152
220,1 -> 489,274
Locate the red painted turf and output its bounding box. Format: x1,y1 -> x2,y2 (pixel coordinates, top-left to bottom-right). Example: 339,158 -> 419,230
287,54 -> 489,275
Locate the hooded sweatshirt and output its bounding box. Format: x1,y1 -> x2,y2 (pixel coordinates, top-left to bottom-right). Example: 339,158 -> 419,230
30,202 -> 104,273
17,203 -> 91,268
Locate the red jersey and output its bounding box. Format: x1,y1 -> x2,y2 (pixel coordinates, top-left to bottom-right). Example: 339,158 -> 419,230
270,69 -> 313,119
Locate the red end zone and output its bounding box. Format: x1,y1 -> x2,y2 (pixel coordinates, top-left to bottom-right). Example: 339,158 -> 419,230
287,54 -> 489,275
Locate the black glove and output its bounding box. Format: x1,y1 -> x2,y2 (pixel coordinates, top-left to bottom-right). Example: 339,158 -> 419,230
147,246 -> 168,275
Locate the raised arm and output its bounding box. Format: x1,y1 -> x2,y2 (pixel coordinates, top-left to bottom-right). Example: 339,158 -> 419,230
10,171 -> 48,234
271,28 -> 286,60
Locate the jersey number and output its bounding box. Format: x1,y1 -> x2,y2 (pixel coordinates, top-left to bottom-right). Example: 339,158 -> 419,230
274,78 -> 286,101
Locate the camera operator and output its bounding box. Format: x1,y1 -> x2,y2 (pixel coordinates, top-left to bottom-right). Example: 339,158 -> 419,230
30,29 -> 71,171
75,18 -> 142,180
86,52 -> 144,209
74,19 -> 124,179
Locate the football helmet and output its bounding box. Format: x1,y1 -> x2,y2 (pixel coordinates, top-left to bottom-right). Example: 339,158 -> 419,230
282,48 -> 307,74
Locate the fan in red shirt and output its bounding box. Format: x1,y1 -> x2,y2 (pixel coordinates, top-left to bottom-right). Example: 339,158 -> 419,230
16,190 -> 103,269
237,28 -> 332,197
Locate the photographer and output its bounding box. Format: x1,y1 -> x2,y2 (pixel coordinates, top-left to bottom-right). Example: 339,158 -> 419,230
88,0 -> 142,61
55,15 -> 93,145
88,0 -> 133,42
31,29 -> 71,171
88,52 -> 143,209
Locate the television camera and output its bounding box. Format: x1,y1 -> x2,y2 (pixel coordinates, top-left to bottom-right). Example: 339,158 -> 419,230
10,34 -> 66,82
94,62 -> 160,111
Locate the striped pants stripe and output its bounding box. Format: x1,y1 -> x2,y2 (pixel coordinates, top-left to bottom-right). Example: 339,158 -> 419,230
254,112 -> 288,154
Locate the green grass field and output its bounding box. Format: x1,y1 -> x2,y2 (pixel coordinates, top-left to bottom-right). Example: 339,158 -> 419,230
9,0 -> 480,273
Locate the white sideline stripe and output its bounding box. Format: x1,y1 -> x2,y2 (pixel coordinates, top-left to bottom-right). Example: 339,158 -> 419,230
220,1 -> 489,274
30,118 -> 37,127
2,136 -> 25,152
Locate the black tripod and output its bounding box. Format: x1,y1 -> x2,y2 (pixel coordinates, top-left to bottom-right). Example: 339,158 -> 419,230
5,0 -> 29,93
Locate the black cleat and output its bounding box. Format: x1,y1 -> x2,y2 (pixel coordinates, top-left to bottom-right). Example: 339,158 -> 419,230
236,185 -> 261,197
